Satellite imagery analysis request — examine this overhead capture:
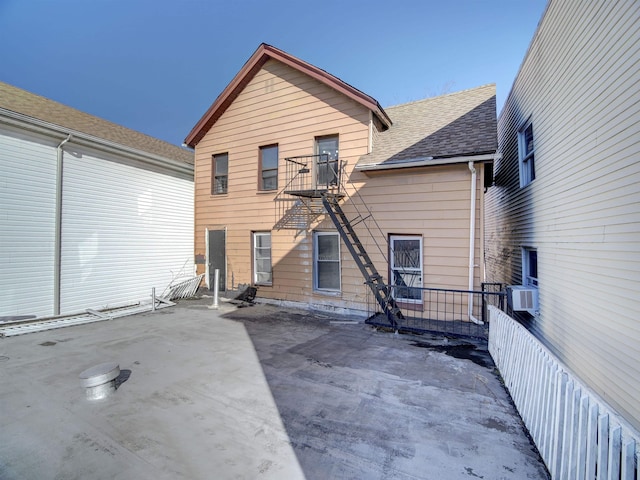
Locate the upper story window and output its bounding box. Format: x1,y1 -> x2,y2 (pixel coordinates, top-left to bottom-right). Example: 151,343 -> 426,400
522,247 -> 538,287
259,144 -> 278,191
212,153 -> 228,195
315,135 -> 339,187
518,121 -> 535,187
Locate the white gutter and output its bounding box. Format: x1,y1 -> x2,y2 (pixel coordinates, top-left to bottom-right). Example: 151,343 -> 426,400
0,108 -> 193,176
468,161 -> 483,325
355,153 -> 495,172
54,134 -> 72,315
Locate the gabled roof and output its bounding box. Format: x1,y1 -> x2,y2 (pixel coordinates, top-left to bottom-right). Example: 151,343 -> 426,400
0,81 -> 194,166
357,84 -> 497,171
184,43 -> 392,148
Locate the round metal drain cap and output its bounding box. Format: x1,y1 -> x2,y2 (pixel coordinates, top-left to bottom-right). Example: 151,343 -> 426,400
79,362 -> 120,400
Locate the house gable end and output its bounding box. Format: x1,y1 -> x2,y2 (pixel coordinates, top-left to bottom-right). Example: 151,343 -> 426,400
185,43 -> 391,148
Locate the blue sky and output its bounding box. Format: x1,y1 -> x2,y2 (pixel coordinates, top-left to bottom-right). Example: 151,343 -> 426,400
0,0 -> 547,146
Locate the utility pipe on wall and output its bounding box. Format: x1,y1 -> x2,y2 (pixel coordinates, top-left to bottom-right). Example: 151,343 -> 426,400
467,161 -> 483,325
54,134 -> 72,316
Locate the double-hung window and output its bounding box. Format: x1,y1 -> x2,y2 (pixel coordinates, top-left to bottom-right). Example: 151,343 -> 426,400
259,144 -> 278,191
518,121 -> 535,187
522,247 -> 538,287
314,231 -> 340,291
253,232 -> 272,285
212,153 -> 228,195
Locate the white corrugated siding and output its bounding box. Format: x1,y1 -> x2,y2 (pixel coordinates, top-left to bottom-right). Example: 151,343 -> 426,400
485,0 -> 640,431
0,126 -> 57,317
60,149 -> 194,314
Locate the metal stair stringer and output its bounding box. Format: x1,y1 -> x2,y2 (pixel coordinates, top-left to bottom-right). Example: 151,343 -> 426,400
321,194 -> 402,328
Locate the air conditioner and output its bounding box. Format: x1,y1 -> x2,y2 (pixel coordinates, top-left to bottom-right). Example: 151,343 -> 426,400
507,286 -> 539,314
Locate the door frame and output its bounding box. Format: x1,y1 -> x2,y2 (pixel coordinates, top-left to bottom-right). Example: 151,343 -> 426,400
206,227 -> 226,291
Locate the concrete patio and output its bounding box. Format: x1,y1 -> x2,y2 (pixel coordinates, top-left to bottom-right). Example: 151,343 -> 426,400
0,297 -> 549,479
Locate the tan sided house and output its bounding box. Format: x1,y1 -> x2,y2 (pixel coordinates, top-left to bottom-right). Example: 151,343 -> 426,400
186,44 -> 496,327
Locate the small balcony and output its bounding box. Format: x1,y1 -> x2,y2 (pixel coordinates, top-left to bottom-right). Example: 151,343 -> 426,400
283,154 -> 343,198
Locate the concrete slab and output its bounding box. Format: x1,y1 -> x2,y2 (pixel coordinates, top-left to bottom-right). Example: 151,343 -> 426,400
0,298 -> 549,479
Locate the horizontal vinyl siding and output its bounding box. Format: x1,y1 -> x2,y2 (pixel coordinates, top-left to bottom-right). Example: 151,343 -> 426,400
194,58 -> 373,310
60,150 -> 194,314
194,59 -> 485,313
0,126 -> 57,317
351,164 -> 483,291
485,0 -> 640,431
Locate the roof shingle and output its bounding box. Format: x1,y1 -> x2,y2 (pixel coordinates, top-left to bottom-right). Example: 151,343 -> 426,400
0,81 -> 193,165
358,84 -> 497,169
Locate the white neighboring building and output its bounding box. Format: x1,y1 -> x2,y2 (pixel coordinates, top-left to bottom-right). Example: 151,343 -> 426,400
0,81 -> 194,318
485,0 -> 640,440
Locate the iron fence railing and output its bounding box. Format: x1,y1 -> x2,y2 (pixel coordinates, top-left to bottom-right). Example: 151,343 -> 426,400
366,284 -> 507,339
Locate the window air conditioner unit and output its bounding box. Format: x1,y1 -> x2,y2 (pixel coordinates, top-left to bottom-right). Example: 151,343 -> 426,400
507,286 -> 539,314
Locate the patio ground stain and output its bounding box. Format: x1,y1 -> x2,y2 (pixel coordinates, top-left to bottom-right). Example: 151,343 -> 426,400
409,341 -> 490,368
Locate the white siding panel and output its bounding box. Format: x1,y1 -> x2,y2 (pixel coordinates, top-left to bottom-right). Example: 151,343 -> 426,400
60,152 -> 193,314
0,127 -> 56,317
486,0 -> 640,432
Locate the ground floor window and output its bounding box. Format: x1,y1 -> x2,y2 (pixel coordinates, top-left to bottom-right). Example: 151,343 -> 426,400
390,235 -> 423,302
314,231 -> 340,291
253,232 -> 272,285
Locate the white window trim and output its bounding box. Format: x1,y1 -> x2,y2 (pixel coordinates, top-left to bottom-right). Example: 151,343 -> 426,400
313,231 -> 341,293
253,232 -> 272,286
518,120 -> 535,188
390,235 -> 423,303
522,247 -> 538,288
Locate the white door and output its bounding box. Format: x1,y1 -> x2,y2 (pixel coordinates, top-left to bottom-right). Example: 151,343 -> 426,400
390,235 -> 423,303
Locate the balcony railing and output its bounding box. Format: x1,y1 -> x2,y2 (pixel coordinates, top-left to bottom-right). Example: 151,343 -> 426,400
283,154 -> 342,197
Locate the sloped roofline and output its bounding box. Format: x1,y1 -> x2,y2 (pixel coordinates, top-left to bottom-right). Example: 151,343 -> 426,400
184,43 -> 392,148
0,81 -> 194,167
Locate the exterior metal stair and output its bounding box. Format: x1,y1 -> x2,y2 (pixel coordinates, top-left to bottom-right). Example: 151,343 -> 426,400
321,194 -> 403,328
274,197 -> 325,230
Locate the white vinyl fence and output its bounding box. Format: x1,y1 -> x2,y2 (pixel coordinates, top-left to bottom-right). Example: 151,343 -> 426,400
488,306 -> 639,480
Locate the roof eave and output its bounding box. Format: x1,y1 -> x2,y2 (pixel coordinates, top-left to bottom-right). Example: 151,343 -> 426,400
355,152 -> 497,173
184,44 -> 391,148
1,108 -> 194,176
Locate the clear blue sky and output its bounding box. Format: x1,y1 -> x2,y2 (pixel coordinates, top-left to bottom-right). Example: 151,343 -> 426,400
0,0 -> 547,146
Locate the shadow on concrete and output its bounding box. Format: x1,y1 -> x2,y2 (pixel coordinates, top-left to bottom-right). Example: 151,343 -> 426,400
115,369 -> 132,389
220,303 -> 549,480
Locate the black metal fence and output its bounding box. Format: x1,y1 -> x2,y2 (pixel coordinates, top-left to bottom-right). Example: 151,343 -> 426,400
366,283 -> 506,340
283,154 -> 341,195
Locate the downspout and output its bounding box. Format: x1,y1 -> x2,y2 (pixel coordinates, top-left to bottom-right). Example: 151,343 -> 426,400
468,161 -> 483,325
54,134 -> 72,315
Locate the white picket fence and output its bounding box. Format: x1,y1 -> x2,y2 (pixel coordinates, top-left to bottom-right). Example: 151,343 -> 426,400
488,306 -> 639,480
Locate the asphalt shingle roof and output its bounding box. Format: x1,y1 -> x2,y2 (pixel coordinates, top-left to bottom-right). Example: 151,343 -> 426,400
358,84 -> 497,169
0,81 -> 193,165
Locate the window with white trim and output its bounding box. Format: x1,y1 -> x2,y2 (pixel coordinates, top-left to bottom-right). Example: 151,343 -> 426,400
522,247 -> 538,287
518,121 -> 535,187
253,232 -> 272,285
314,231 -> 340,291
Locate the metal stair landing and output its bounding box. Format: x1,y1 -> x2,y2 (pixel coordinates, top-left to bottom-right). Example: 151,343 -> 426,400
321,194 -> 403,327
